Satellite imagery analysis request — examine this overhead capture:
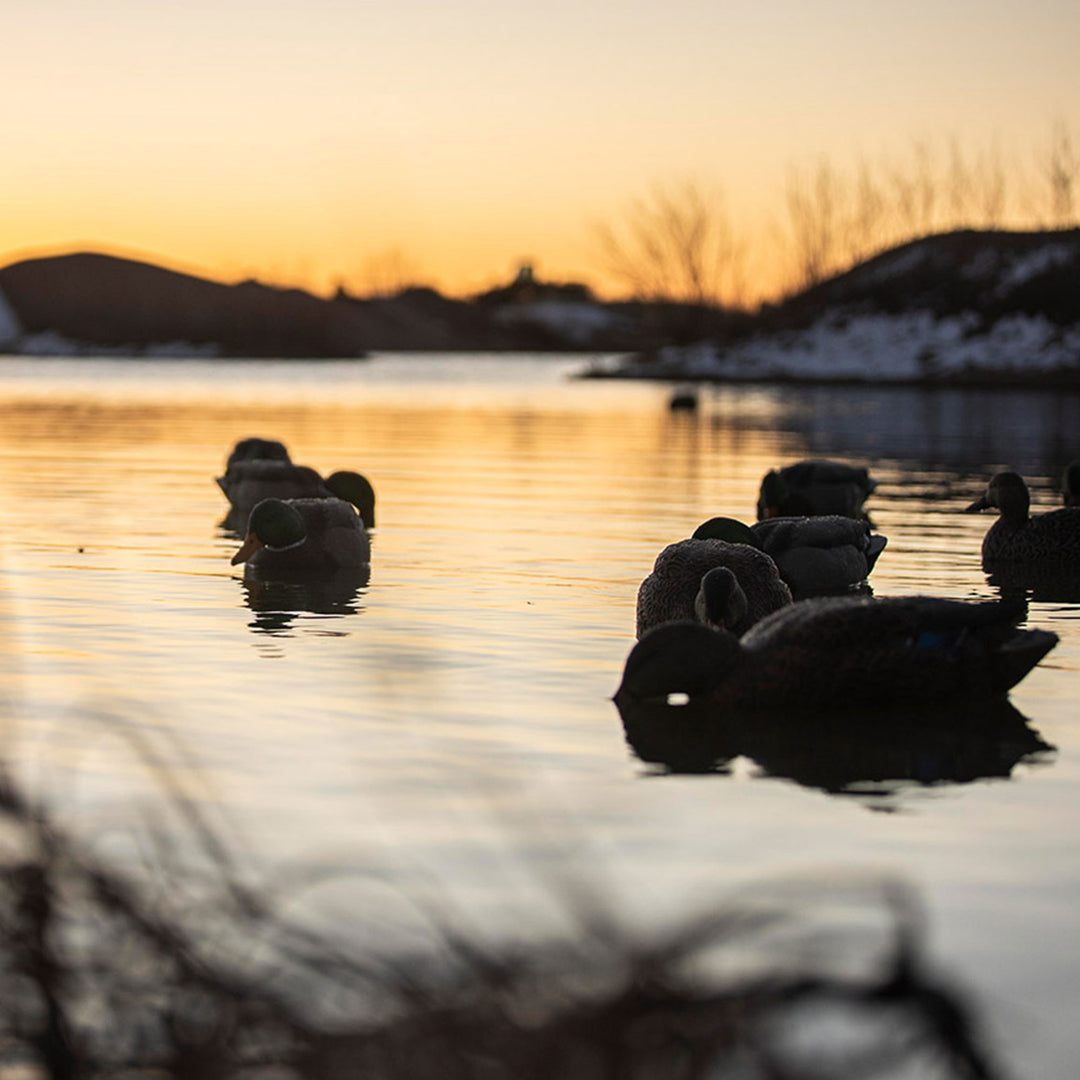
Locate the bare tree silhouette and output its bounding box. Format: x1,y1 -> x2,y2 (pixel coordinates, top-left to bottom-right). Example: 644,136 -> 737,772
1042,119 -> 1078,226
595,181 -> 747,308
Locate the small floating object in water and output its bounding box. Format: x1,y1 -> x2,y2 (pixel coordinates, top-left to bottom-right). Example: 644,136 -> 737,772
668,385 -> 699,411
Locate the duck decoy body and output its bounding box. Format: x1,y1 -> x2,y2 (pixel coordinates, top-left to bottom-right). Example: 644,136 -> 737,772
635,538 -> 792,639
966,471 -> 1080,563
616,595 -> 1057,712
218,460 -> 331,513
694,515 -> 886,596
224,437 -> 292,470
218,457 -> 376,530
231,497 -> 371,576
757,459 -> 875,521
1062,461 -> 1080,507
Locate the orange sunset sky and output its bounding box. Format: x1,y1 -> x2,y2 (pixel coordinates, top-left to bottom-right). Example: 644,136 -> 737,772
2,0 -> 1077,301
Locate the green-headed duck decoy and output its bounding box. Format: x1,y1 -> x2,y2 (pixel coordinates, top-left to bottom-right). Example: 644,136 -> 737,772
231,497 -> 371,577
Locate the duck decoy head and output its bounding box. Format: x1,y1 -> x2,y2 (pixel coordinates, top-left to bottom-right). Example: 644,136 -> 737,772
232,498 -> 307,565
615,621 -> 742,707
694,567 -> 749,632
324,471 -> 376,528
691,517 -> 761,546
965,471 -> 1030,517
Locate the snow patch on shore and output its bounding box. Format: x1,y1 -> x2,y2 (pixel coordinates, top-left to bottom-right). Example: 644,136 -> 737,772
598,310 -> 1080,383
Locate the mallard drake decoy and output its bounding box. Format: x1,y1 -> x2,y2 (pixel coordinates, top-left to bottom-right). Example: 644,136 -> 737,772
635,538 -> 792,639
1062,461 -> 1080,506
693,515 -> 887,596
756,460 -> 875,521
616,595 -> 1057,712
231,497 -> 371,576
966,471 -> 1080,563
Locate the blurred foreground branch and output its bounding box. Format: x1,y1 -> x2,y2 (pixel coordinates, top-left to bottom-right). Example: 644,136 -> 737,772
0,754 -> 1006,1080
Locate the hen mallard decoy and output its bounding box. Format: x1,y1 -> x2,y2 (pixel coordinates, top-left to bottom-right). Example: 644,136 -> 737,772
756,460 -> 875,521
231,497 -> 371,576
635,537 -> 792,639
966,471 -> 1080,563
616,595 -> 1057,712
693,515 -> 887,596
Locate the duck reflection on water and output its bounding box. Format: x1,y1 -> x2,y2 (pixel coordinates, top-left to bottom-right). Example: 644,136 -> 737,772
242,568 -> 370,633
616,692 -> 1053,798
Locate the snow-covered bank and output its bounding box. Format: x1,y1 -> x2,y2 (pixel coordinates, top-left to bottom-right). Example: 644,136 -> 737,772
0,288 -> 21,349
589,309 -> 1080,384
587,228 -> 1080,385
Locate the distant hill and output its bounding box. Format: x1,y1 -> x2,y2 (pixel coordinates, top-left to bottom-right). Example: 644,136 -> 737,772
2,231 -> 1078,370
760,228 -> 1080,331
589,228 -> 1080,385
0,251 -> 699,357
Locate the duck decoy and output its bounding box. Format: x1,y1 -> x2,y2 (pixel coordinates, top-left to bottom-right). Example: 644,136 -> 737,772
756,460 -> 875,521
966,471 -> 1080,564
616,595 -> 1057,712
693,515 -> 887,596
635,537 -> 791,639
218,459 -> 332,514
218,458 -> 376,531
224,436 -> 292,470
1062,461 -> 1080,506
231,497 -> 371,577
668,385 -> 699,412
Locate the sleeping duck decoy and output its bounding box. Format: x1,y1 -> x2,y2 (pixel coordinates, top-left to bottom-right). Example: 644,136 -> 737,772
224,436 -> 292,470
1061,461 -> 1080,507
966,471 -> 1080,564
635,537 -> 791,639
756,459 -> 875,521
218,461 -> 376,530
231,497 -> 371,577
616,595 -> 1057,712
218,459 -> 330,512
693,515 -> 887,596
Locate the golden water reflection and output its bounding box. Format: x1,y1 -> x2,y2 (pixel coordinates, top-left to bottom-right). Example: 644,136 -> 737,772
0,356 -> 1078,1079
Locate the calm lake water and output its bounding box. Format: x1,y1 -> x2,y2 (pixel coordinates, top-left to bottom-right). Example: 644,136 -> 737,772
1,353 -> 1078,1076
